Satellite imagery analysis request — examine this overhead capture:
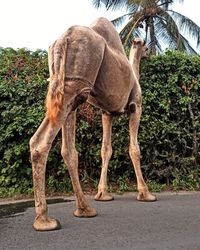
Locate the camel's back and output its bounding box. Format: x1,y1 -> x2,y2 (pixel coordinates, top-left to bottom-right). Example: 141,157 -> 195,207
90,17 -> 126,55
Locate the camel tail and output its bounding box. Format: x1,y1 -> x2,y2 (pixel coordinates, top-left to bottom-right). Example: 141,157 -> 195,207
45,38 -> 67,124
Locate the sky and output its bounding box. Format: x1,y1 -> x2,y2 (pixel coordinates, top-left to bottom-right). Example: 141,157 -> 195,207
0,0 -> 200,51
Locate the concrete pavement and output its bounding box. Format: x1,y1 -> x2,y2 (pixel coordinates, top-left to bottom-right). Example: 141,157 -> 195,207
1,192 -> 200,250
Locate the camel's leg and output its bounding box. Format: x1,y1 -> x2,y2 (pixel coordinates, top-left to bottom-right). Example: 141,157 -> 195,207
95,112 -> 114,201
129,103 -> 157,201
30,117 -> 65,231
30,80 -> 94,230
61,110 -> 97,217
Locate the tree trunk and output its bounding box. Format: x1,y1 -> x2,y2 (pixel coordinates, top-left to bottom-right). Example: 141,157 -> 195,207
149,17 -> 157,55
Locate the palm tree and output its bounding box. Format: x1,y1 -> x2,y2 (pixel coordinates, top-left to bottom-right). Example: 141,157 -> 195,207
92,0 -> 200,54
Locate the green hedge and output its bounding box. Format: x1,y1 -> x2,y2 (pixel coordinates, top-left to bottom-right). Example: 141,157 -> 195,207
0,48 -> 199,196
140,51 -> 200,189
0,48 -> 48,195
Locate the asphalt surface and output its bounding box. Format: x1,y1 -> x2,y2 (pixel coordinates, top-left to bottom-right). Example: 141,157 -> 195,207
0,192 -> 200,250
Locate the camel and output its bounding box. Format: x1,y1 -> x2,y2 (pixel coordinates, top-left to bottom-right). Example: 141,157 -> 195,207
30,17 -> 156,231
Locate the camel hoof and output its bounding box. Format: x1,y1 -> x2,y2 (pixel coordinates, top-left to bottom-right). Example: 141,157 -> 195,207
137,192 -> 157,202
73,207 -> 97,218
33,217 -> 61,231
95,191 -> 114,201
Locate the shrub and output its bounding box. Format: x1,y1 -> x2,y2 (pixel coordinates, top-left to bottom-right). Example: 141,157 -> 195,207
139,50 -> 200,185
0,48 -> 48,192
0,48 -> 199,196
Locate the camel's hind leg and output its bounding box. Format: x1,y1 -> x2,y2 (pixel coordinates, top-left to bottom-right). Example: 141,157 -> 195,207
61,110 -> 97,217
30,80 -> 94,230
129,102 -> 157,202
95,112 -> 114,201
30,117 -> 65,231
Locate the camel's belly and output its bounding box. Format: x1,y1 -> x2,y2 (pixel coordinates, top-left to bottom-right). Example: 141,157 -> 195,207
88,49 -> 134,113
88,92 -> 129,113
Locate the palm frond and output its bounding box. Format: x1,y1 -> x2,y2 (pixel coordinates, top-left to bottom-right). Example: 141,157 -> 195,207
111,14 -> 130,28
126,2 -> 140,13
178,33 -> 198,54
92,0 -> 103,8
119,19 -> 136,43
111,3 -> 139,27
124,12 -> 145,46
158,10 -> 184,44
169,10 -> 200,48
154,15 -> 182,51
155,10 -> 198,54
92,0 -> 128,10
153,36 -> 163,53
119,14 -> 145,47
154,18 -> 172,45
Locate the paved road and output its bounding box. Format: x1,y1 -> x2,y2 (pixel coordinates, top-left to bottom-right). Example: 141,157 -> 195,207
1,192 -> 200,250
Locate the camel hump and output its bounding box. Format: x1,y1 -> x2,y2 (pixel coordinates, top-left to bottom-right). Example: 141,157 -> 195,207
90,17 -> 125,54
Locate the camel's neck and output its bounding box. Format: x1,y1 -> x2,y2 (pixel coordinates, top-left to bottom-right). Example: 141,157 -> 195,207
129,48 -> 142,80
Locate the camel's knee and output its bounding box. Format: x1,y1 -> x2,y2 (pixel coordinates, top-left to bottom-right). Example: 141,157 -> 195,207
30,137 -> 51,166
61,147 -> 68,162
30,135 -> 39,154
61,147 -> 78,167
101,144 -> 112,160
129,144 -> 140,161
31,147 -> 49,165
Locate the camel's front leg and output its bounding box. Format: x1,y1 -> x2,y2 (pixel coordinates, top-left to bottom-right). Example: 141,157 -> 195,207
61,110 -> 97,217
95,112 -> 114,201
129,104 -> 157,201
30,117 -> 63,231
